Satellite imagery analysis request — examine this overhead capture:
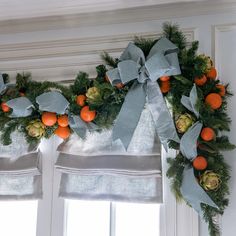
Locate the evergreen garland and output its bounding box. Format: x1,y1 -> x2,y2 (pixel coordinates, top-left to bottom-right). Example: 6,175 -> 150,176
0,23 -> 234,236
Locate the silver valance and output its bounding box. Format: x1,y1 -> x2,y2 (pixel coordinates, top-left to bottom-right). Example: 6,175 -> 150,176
0,152 -> 42,200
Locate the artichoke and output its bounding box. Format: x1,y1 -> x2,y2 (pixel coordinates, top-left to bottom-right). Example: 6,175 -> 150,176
175,113 -> 194,133
200,171 -> 221,191
26,120 -> 46,139
197,54 -> 213,73
86,87 -> 102,104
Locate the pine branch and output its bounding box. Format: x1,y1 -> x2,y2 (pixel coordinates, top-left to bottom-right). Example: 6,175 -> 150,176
1,120 -> 20,145
101,52 -> 118,68
162,22 -> 187,50
133,36 -> 157,57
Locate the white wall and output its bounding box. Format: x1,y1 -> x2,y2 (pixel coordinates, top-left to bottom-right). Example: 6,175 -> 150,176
0,3 -> 236,235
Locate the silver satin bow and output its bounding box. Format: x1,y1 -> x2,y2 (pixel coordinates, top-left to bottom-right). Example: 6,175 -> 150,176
36,91 -> 69,114
0,73 -> 34,117
106,37 -> 180,149
180,122 -> 218,215
6,97 -> 34,117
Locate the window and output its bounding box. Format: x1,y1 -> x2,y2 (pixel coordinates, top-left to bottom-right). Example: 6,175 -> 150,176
0,200 -> 38,236
65,200 -> 160,236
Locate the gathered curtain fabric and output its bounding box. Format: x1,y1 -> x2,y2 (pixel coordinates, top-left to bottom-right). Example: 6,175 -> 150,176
0,152 -> 42,200
55,152 -> 162,203
56,108 -> 163,203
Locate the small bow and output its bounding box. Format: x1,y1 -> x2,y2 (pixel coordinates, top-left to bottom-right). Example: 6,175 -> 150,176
36,91 -> 69,114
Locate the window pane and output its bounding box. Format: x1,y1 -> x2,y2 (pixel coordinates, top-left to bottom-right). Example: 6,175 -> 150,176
115,202 -> 160,236
0,200 -> 38,236
65,200 -> 110,236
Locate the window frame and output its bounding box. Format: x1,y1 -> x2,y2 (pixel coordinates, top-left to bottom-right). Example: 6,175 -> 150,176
35,137 -> 198,236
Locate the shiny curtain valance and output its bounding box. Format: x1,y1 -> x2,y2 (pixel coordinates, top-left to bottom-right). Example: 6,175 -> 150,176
0,152 -> 42,200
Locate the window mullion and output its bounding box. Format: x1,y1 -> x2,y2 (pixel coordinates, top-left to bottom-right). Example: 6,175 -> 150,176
110,202 -> 116,236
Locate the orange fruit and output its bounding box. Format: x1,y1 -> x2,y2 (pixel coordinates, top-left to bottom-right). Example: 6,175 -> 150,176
194,75 -> 207,86
76,95 -> 86,107
193,156 -> 208,170
19,92 -> 25,96
115,83 -> 124,89
1,102 -> 10,112
55,126 -> 70,139
160,80 -> 170,93
80,106 -> 96,122
57,115 -> 69,127
201,127 -> 215,141
216,84 -> 225,97
160,76 -> 170,82
207,67 -> 217,80
205,93 -> 222,110
41,112 -> 57,126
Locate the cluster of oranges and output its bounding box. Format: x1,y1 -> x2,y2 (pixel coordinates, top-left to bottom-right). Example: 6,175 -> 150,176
193,127 -> 215,171
41,112 -> 70,139
192,67 -> 224,171
194,67 -> 225,110
76,95 -> 96,122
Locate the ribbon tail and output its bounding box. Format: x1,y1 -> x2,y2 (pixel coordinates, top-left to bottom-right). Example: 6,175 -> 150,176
147,80 -> 179,151
112,82 -> 146,149
181,85 -> 199,118
180,122 -> 203,161
68,114 -> 98,139
181,167 -> 219,216
68,115 -> 88,139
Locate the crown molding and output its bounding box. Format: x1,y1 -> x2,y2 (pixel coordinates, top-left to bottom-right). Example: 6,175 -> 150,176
0,29 -> 195,82
0,1 -> 235,34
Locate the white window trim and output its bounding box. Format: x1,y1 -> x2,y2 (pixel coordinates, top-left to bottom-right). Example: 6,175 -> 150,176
36,137 -> 199,236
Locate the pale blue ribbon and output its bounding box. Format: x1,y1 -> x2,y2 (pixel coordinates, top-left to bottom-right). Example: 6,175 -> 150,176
69,114 -> 98,139
180,121 -> 218,215
181,167 -> 218,216
106,37 -> 181,149
0,74 -> 7,95
36,91 -> 69,114
6,97 -> 34,117
181,84 -> 199,118
0,73 -> 14,95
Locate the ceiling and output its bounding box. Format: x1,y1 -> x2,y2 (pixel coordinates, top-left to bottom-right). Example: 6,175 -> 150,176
0,0 -> 208,21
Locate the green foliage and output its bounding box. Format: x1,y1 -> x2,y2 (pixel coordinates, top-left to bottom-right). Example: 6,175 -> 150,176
133,36 -> 157,57
162,23 -> 233,236
101,51 -> 118,68
166,153 -> 188,201
1,120 -> 20,145
70,72 -> 91,96
0,23 -> 234,236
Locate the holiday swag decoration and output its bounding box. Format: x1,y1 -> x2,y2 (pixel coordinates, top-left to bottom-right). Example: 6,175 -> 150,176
0,23 -> 234,235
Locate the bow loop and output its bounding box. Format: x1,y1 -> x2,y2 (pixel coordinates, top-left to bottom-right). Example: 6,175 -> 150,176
147,37 -> 179,59
145,52 -> 171,81
118,60 -> 140,84
120,42 -> 145,64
